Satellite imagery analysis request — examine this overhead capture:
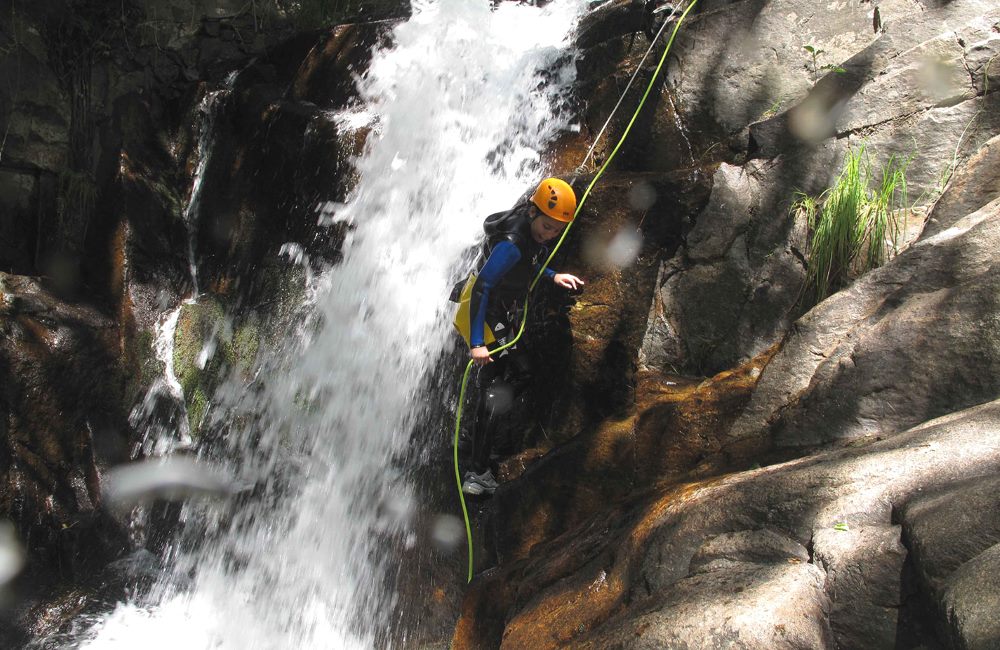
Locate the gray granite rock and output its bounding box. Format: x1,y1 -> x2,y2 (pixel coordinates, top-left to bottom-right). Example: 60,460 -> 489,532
727,196 -> 1000,448
464,398 -> 1000,650
689,528 -> 810,573
813,524 -> 908,650
577,561 -> 834,650
639,157 -> 825,373
923,134 -> 1000,238
941,542 -> 1000,650
900,474 -> 1000,596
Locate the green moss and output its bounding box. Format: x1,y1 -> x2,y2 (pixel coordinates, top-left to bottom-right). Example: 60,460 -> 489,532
187,387 -> 209,433
120,323 -> 164,410
173,298 -> 225,397
228,320 -> 261,375
173,297 -> 229,438
135,328 -> 161,387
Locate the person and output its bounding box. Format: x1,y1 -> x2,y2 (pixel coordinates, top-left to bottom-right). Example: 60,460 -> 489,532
453,177 -> 584,496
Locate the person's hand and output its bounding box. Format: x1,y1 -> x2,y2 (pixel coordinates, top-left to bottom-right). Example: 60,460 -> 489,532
471,345 -> 492,366
553,273 -> 585,290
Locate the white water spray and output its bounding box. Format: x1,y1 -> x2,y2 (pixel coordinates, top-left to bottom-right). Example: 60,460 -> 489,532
78,1 -> 583,647
182,81 -> 233,296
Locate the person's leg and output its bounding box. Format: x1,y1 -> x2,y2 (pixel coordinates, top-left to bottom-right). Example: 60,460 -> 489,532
464,302 -> 515,495
505,346 -> 533,401
470,357 -> 505,475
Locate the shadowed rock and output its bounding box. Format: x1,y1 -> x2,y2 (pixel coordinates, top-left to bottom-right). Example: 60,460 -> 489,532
0,273 -> 130,579
728,195 -> 1000,450
453,398 -> 1000,649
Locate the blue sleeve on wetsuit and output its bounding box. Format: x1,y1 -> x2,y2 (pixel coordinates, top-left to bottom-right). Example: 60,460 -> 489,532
469,241 -> 521,347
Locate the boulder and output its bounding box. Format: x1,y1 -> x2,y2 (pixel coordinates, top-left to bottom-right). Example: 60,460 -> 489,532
923,134 -> 1000,238
812,524 -> 907,649
727,196 -> 1000,449
639,157 -> 825,374
452,398 -> 1000,650
900,474 -> 1000,649
940,543 -> 1000,650
899,474 -> 1000,596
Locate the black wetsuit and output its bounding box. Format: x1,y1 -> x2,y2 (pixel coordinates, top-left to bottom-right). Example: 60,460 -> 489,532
466,203 -> 555,474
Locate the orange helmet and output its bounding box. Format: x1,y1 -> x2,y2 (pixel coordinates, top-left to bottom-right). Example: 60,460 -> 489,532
530,177 -> 576,223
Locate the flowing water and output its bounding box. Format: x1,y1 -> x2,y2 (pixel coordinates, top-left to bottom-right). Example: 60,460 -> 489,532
71,1 -> 584,647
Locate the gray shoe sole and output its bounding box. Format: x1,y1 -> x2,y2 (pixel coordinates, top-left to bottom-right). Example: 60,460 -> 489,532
462,480 -> 495,496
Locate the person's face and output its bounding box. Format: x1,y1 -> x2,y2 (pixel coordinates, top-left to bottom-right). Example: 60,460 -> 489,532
530,210 -> 567,244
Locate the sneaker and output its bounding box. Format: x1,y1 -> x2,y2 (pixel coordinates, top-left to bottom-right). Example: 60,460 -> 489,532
462,469 -> 499,496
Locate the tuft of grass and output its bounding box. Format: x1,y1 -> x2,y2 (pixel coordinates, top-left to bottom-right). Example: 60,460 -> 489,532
794,143 -> 909,305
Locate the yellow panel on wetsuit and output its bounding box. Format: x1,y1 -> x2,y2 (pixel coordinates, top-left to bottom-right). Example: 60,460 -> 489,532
452,274 -> 496,348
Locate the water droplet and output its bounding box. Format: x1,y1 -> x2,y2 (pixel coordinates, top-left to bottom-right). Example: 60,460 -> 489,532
377,493 -> 415,530
485,382 -> 515,415
606,229 -> 643,268
430,515 -> 464,552
0,520 -> 24,586
628,182 -> 656,211
789,91 -> 842,143
104,456 -> 239,508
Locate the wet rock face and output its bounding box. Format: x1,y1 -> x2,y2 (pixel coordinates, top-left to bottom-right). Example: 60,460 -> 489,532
191,22 -> 388,293
0,274 -> 131,579
456,1 -> 1000,648
531,171 -> 711,444
0,1 -> 404,636
492,346 -> 776,568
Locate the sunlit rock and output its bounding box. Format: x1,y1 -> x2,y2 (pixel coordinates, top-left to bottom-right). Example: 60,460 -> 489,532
454,399 -> 1000,649
788,91 -> 840,144
922,133 -> 1000,239
729,196 -> 1000,449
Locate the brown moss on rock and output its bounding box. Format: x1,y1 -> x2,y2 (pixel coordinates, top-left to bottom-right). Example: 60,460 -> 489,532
492,343 -> 779,568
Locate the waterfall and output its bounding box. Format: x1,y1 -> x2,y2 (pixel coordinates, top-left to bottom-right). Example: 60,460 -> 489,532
182,82 -> 232,297
75,1 -> 584,647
